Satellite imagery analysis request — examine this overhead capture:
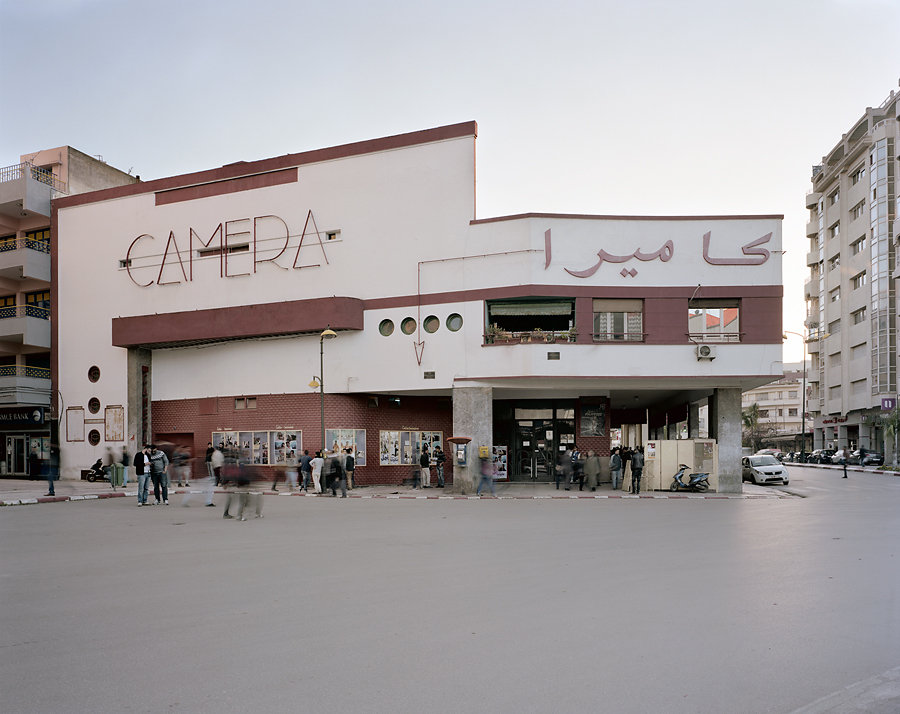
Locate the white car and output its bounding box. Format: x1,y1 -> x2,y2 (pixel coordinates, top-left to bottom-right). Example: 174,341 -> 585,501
742,455 -> 790,485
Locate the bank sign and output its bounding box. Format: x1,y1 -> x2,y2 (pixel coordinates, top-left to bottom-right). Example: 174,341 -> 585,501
0,407 -> 46,427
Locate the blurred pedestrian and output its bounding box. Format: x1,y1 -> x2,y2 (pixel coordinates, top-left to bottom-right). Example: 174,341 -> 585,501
211,444 -> 224,486
299,449 -> 312,492
609,447 -> 623,491
344,448 -> 355,490
630,446 -> 644,494
311,451 -> 324,494
173,445 -> 191,487
148,444 -> 170,505
476,454 -> 495,496
434,445 -> 445,488
329,453 -> 347,497
583,450 -> 601,491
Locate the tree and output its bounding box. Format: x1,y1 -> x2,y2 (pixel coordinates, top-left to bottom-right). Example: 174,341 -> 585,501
742,403 -> 765,452
877,407 -> 900,466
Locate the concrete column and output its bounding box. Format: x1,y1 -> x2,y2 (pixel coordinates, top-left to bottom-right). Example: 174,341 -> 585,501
127,348 -> 152,451
813,427 -> 823,450
710,387 -> 741,494
838,424 -> 849,450
688,402 -> 701,438
451,386 -> 493,494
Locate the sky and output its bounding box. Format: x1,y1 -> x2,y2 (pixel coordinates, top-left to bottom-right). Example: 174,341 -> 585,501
1,0 -> 899,364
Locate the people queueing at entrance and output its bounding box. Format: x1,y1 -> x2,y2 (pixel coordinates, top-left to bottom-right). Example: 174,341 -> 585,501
434,445 -> 445,488
583,450 -> 601,491
420,446 -> 431,488
630,446 -> 645,494
299,450 -> 312,492
609,447 -> 623,491
476,453 -> 496,496
148,444 -> 170,505
571,446 -> 583,490
310,451 -> 324,493
134,445 -> 150,506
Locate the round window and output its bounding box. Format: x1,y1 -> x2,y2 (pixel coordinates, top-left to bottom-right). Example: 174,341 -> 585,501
446,313 -> 463,332
88,429 -> 101,446
379,319 -> 394,337
88,397 -> 101,414
88,365 -> 100,383
401,317 -> 417,335
423,315 -> 440,334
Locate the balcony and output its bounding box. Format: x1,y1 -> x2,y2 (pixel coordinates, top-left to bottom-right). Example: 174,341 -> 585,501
805,191 -> 821,210
804,280 -> 817,300
0,365 -> 50,406
806,249 -> 819,267
0,236 -> 50,282
0,305 -> 51,348
0,163 -> 67,222
806,218 -> 819,238
484,328 -> 578,345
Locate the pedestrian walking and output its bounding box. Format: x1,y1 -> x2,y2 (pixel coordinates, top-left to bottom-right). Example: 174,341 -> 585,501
120,447 -> 130,487
311,451 -> 324,494
148,444 -> 170,505
172,445 -> 191,487
134,445 -> 150,505
630,446 -> 644,494
328,453 -> 347,497
211,444 -> 224,486
476,454 -> 496,496
434,445 -> 446,488
344,448 -> 355,490
609,447 -> 623,491
420,446 -> 431,488
583,450 -> 601,491
839,448 -> 848,478
299,449 -> 312,492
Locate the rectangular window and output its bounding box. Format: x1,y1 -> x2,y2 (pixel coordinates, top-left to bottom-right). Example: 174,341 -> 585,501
852,307 -> 867,324
828,255 -> 840,271
788,408 -> 798,417
850,236 -> 866,255
851,380 -> 866,396
829,189 -> 840,205
828,386 -> 841,400
379,430 -> 443,466
486,298 -> 575,343
851,272 -> 866,290
212,430 -> 302,466
830,352 -> 842,367
0,294 -> 15,319
828,319 -> 841,335
687,299 -> 740,342
592,299 -> 643,342
234,396 -> 257,410
851,166 -> 865,185
325,428 -> 368,466
829,222 -> 840,239
758,409 -> 769,418
829,288 -> 840,303
789,391 -> 798,398
24,290 -> 50,319
325,230 -> 341,241
851,201 -> 866,220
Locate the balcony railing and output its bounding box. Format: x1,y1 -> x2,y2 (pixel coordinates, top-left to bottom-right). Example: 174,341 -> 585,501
0,237 -> 50,255
484,329 -> 577,345
0,162 -> 68,195
0,305 -> 50,320
592,332 -> 645,342
0,365 -> 50,379
687,332 -> 742,343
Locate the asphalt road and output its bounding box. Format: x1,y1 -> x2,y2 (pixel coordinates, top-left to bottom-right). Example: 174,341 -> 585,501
2,467 -> 900,713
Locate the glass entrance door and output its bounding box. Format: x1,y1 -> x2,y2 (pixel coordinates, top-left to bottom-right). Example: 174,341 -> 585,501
513,420 -> 555,481
6,435 -> 26,476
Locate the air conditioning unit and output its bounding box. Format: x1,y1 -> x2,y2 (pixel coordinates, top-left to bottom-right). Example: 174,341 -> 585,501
696,344 -> 717,360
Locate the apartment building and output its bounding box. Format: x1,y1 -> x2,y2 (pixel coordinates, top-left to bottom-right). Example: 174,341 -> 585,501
0,148 -> 135,477
805,85 -> 899,455
741,362 -> 808,451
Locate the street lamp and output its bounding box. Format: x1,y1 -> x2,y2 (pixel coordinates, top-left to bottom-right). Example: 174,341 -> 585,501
783,330 -> 809,460
309,328 -> 337,461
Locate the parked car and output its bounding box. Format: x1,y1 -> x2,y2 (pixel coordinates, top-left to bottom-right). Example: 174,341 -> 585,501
830,449 -> 849,464
808,449 -> 836,464
755,448 -> 786,461
742,454 -> 790,485
847,450 -> 884,466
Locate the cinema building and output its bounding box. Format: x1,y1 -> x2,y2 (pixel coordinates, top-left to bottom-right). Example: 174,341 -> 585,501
53,122 -> 783,492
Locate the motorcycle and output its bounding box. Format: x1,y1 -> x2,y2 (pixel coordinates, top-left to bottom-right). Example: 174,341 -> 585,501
85,458 -> 107,482
669,464 -> 710,493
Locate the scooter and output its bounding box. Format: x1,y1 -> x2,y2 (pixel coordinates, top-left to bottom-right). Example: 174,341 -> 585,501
85,458 -> 107,482
669,464 -> 710,492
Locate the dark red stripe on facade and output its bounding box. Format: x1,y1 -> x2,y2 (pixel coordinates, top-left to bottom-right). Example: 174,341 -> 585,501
155,168 -> 298,206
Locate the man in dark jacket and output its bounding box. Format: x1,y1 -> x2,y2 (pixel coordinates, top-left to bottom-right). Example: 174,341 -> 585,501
630,446 -> 644,495
134,445 -> 150,506
148,444 -> 170,505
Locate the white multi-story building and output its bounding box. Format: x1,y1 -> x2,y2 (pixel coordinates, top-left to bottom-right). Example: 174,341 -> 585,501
52,122 -> 783,492
741,362 -> 809,451
805,85 -> 899,455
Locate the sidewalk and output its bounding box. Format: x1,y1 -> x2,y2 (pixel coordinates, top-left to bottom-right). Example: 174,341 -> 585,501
0,477 -> 791,506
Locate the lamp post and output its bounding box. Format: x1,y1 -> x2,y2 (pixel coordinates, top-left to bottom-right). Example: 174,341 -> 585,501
309,328 -> 337,460
783,330 -> 808,460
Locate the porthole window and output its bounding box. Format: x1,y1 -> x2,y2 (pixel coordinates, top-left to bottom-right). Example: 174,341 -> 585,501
88,429 -> 101,446
423,315 -> 440,334
401,317 -> 416,335
88,365 -> 100,383
446,313 -> 463,332
379,319 -> 394,337
88,397 -> 101,414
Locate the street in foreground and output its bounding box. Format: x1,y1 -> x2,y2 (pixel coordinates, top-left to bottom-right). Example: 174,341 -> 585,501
2,467 -> 900,713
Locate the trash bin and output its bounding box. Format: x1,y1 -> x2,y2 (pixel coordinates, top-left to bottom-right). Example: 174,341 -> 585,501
111,463 -> 124,487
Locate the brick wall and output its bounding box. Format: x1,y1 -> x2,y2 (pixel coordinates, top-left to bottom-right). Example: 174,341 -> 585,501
151,392 -> 454,486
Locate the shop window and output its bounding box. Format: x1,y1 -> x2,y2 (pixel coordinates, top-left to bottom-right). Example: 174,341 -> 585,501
212,430 -> 301,466
423,315 -> 439,333
486,298 -> 575,342
326,428 -> 367,466
687,299 -> 740,342
592,299 -> 643,342
379,319 -> 394,336
401,317 -> 417,335
379,430 -> 442,466
446,313 -> 463,332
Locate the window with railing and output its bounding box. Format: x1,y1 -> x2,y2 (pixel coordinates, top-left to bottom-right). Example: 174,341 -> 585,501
688,299 -> 740,342
484,298 -> 576,344
592,299 -> 643,342
0,229 -> 51,255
